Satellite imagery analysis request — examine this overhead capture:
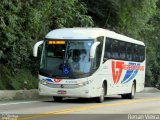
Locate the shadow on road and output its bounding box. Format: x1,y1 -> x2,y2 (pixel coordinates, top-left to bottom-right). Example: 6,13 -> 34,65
43,96 -> 122,104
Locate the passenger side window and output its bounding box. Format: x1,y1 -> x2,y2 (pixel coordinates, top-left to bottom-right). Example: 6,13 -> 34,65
133,45 -> 139,61
119,41 -> 126,60
104,37 -> 145,62
126,43 -> 133,61
139,46 -> 145,61
111,40 -> 119,59
104,38 -> 111,59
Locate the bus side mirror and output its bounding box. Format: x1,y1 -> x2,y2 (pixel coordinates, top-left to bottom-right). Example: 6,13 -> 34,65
33,40 -> 44,57
90,42 -> 100,59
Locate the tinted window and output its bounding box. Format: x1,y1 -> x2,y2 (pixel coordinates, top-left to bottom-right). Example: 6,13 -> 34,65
119,41 -> 126,60
104,38 -> 111,58
111,39 -> 119,59
104,37 -> 145,62
126,43 -> 133,61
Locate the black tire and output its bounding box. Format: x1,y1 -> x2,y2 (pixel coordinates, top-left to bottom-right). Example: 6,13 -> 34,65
121,82 -> 136,99
95,83 -> 105,103
121,94 -> 128,99
127,82 -> 136,99
53,96 -> 63,102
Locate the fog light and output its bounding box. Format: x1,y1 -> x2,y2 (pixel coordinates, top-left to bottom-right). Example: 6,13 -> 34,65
78,80 -> 91,86
40,80 -> 48,85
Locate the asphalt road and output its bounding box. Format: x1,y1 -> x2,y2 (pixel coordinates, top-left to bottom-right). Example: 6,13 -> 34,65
0,92 -> 160,120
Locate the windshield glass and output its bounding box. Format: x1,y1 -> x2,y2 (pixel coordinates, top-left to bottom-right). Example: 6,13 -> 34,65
40,40 -> 93,78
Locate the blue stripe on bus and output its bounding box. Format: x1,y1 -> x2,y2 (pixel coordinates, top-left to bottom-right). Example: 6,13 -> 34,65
121,63 -> 140,84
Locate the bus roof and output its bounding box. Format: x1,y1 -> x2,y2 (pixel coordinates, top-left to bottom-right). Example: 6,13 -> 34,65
45,28 -> 145,46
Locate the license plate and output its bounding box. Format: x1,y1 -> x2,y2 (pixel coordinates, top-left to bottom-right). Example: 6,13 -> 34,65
57,90 -> 66,94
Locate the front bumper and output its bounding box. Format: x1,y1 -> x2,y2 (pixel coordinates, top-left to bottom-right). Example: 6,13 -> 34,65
38,83 -> 92,98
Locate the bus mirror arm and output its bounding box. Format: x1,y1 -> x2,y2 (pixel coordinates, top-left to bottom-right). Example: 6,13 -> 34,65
33,40 -> 44,57
103,58 -> 108,63
90,42 -> 100,59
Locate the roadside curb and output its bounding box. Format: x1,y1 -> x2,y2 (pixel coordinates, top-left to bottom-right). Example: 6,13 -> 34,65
0,87 -> 159,101
0,89 -> 39,101
141,87 -> 160,93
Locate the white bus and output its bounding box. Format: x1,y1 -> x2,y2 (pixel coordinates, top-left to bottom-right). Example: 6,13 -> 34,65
33,28 -> 145,103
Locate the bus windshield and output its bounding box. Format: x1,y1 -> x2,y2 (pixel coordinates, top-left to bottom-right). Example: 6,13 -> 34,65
40,40 -> 93,78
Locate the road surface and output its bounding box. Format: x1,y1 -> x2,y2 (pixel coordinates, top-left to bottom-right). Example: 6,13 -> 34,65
0,92 -> 160,120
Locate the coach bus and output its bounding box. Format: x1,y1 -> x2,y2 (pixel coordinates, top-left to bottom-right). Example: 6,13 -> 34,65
33,28 -> 145,103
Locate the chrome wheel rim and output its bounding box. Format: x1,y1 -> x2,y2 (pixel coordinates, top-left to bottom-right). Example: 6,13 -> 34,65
100,85 -> 105,101
131,84 -> 135,97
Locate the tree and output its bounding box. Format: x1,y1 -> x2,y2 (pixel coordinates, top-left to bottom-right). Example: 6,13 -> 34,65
81,0 -> 119,29
0,0 -> 93,89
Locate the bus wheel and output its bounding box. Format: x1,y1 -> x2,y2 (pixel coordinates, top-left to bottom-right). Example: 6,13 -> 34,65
53,96 -> 63,102
96,84 -> 105,103
127,82 -> 136,99
121,94 -> 128,99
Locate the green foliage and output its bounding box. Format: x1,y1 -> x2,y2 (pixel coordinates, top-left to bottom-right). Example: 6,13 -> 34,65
0,0 -> 53,69
0,65 -> 38,90
52,0 -> 94,27
9,69 -> 38,90
0,65 -> 13,90
117,0 -> 157,38
0,0 -> 93,89
81,0 -> 119,29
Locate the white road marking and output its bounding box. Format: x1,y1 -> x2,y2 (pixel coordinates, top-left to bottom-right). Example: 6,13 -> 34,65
0,101 -> 40,106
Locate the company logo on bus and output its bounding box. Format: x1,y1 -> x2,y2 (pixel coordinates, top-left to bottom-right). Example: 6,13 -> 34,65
112,61 -> 144,84
54,79 -> 62,83
112,61 -> 124,84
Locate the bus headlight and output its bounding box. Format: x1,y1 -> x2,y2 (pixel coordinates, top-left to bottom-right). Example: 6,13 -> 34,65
78,81 -> 90,86
40,80 -> 48,85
